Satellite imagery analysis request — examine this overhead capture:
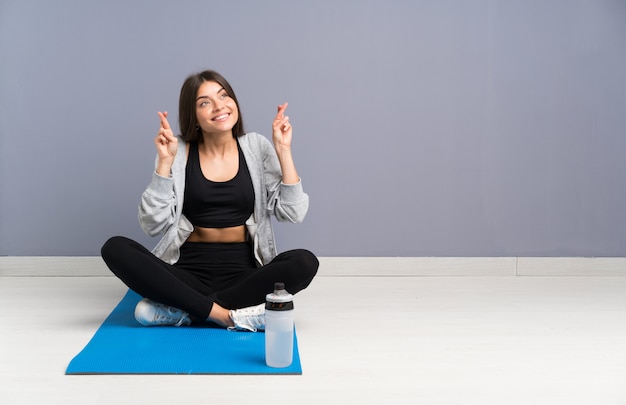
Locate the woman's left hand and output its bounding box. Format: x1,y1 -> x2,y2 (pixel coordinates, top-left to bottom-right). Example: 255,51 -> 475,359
272,102 -> 292,152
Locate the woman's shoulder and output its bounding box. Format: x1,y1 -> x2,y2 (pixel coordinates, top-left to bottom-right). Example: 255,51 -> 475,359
175,135 -> 187,150
239,132 -> 272,150
240,132 -> 265,141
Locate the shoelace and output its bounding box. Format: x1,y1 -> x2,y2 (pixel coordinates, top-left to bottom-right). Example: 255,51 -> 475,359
230,305 -> 265,331
244,313 -> 264,328
154,306 -> 187,326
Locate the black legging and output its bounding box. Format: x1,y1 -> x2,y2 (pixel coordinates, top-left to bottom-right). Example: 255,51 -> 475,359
101,236 -> 318,322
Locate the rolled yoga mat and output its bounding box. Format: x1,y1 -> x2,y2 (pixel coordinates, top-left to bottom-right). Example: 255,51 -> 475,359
66,290 -> 302,375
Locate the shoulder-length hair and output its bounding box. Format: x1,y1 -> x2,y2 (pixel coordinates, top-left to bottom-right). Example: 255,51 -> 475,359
178,70 -> 245,142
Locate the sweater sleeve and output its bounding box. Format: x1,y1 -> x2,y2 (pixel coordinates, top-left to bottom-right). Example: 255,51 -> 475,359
138,170 -> 178,237
261,136 -> 310,223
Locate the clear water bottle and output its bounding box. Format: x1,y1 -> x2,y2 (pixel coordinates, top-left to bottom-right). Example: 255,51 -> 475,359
265,282 -> 294,368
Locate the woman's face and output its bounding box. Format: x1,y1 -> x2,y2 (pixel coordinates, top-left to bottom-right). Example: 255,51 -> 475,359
195,80 -> 239,137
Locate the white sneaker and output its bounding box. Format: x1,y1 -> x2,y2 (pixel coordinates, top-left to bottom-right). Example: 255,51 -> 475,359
134,298 -> 192,327
228,303 -> 266,332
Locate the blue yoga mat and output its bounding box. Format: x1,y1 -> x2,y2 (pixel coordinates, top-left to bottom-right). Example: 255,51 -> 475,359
66,290 -> 302,375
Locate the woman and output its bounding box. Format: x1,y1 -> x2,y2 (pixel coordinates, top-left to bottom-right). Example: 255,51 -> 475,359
101,70 -> 318,332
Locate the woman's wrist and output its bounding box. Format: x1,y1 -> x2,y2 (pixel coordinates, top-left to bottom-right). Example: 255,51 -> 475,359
276,149 -> 299,184
275,146 -> 292,161
156,159 -> 173,177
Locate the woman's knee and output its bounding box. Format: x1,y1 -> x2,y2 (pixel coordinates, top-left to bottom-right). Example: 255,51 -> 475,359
293,249 -> 319,280
101,236 -> 129,260
100,236 -> 142,269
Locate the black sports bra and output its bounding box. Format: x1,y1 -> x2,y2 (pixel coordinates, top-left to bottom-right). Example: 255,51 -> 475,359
182,141 -> 254,228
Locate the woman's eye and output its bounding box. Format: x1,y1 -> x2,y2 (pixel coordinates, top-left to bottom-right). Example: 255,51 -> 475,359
220,93 -> 228,99
199,101 -> 209,107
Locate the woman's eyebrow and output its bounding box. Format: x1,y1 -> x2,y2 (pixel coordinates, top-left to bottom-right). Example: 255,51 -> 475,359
196,87 -> 226,101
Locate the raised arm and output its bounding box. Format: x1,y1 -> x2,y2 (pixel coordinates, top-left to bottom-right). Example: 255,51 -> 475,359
155,111 -> 178,177
271,102 -> 299,185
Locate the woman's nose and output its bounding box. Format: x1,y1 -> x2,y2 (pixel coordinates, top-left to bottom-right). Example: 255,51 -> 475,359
213,99 -> 224,111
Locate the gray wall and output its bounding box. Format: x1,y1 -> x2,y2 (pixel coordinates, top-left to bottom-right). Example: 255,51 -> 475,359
1,0 -> 625,257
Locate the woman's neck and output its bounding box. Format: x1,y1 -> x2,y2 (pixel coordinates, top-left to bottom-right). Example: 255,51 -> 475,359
199,132 -> 236,158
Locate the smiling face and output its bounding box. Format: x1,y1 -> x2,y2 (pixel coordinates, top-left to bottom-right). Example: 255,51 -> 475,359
195,80 -> 240,138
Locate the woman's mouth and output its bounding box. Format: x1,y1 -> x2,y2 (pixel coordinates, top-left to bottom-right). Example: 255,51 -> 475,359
212,113 -> 230,122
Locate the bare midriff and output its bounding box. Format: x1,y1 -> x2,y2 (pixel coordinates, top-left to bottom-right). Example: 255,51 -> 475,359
186,225 -> 247,243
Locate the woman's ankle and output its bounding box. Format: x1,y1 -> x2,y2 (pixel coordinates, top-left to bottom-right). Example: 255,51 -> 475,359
208,304 -> 234,328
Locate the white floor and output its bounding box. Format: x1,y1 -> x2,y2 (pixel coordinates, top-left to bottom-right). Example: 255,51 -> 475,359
1,272 -> 626,405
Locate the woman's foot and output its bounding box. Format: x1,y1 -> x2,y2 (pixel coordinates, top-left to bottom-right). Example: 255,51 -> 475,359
227,304 -> 266,332
134,298 -> 192,327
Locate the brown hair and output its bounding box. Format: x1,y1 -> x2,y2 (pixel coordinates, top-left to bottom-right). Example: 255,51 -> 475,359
178,70 -> 245,142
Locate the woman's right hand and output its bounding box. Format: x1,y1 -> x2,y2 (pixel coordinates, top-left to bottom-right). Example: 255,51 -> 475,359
154,111 -> 178,176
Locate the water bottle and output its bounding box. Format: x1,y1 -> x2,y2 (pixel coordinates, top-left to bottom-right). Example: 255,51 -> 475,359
265,282 -> 294,368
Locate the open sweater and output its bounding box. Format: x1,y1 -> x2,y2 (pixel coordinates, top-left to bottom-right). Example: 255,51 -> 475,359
138,132 -> 309,266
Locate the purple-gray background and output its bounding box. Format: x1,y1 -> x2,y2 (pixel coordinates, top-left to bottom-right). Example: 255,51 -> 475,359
1,0 -> 625,256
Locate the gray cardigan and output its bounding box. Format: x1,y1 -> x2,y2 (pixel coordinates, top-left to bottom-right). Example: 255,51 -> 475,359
138,132 -> 309,265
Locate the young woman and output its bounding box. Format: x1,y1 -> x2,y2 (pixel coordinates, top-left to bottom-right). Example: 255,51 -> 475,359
101,70 -> 318,331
